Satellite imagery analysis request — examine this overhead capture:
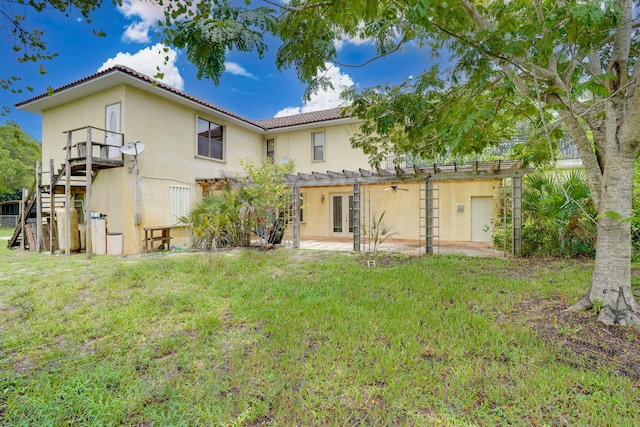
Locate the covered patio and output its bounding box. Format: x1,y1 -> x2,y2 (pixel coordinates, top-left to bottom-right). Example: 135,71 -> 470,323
286,160 -> 533,256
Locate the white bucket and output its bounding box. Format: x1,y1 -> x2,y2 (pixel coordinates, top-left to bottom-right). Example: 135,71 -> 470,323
107,233 -> 123,256
91,218 -> 107,255
78,224 -> 86,250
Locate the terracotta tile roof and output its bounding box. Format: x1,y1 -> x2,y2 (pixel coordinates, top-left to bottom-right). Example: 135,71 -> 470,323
16,65 -> 352,131
254,107 -> 349,130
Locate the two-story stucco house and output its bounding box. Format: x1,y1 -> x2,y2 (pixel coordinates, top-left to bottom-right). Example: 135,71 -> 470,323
13,65 -> 529,255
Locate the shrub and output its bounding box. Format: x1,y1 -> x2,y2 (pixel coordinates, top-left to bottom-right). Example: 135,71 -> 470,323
179,184 -> 251,250
494,170 -> 596,257
180,159 -> 296,250
238,158 -> 295,247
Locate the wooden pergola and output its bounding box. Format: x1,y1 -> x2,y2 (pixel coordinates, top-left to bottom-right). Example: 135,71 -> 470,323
285,160 -> 533,256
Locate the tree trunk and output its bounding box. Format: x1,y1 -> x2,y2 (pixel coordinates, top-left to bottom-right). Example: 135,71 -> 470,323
573,149 -> 640,325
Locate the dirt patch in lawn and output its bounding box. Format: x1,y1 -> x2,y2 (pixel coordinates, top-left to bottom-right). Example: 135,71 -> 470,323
512,297 -> 640,381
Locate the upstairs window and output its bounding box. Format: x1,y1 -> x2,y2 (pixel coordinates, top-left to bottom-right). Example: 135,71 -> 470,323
197,117 -> 224,161
312,131 -> 324,162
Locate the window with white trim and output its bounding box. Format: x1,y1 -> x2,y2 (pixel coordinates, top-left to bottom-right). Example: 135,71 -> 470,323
312,131 -> 324,161
197,117 -> 224,160
170,186 -> 191,225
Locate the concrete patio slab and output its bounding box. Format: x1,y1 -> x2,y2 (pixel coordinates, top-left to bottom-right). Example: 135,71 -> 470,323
296,238 -> 506,258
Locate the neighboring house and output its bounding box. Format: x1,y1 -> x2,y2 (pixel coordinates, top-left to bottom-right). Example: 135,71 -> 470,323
1,200 -> 20,227
14,66 -> 528,255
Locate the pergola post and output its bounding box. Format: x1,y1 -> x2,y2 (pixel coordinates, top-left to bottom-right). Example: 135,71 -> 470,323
86,127 -> 93,260
49,159 -> 55,254
512,176 -> 522,257
292,185 -> 300,249
36,161 -> 42,252
426,180 -> 434,255
353,183 -> 360,251
20,188 -> 26,251
64,132 -> 72,256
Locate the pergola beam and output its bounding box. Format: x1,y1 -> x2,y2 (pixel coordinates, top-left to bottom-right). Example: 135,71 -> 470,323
286,168 -> 533,188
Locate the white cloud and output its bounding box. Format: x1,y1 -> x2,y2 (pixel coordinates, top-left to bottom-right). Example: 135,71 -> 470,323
98,43 -> 184,91
334,23 -> 373,51
118,0 -> 166,43
275,107 -> 303,117
224,62 -> 256,79
274,63 -> 354,117
334,34 -> 371,51
122,21 -> 152,43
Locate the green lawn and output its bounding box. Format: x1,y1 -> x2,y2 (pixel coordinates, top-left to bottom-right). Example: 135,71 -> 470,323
0,226 -> 13,238
1,243 -> 639,426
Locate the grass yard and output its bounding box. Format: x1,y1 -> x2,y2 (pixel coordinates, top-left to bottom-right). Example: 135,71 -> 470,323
0,227 -> 12,238
1,241 -> 639,426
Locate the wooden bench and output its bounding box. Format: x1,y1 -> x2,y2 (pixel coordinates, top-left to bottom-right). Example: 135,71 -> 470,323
144,226 -> 173,252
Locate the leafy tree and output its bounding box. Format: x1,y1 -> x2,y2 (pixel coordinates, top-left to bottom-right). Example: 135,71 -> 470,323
180,159 -> 295,249
0,121 -> 41,200
0,0 -> 108,113
179,184 -> 252,250
239,158 -> 296,247
167,0 -> 640,325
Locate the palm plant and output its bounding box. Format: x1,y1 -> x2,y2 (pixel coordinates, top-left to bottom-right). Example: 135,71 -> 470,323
179,184 -> 252,250
522,170 -> 595,256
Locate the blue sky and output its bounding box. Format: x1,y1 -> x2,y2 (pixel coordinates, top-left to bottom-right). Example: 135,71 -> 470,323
1,1 -> 434,141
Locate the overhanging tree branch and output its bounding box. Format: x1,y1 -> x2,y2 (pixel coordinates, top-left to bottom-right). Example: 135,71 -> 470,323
262,0 -> 332,12
330,35 -> 407,68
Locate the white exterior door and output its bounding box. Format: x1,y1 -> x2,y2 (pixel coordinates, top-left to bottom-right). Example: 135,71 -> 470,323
331,193 -> 354,237
471,197 -> 493,242
105,103 -> 121,158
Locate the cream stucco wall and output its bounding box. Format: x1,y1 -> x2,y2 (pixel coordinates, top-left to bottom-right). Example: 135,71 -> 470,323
266,123 -> 371,174
299,179 -> 500,242
41,84 -> 265,255
437,179 -> 499,241
41,86 -> 127,167
119,86 -> 263,253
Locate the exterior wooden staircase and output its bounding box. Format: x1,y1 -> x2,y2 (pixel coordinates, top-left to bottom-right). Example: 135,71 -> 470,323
8,126 -> 124,254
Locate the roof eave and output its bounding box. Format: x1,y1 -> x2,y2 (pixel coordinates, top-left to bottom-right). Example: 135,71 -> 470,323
15,67 -> 266,133
16,69 -> 127,114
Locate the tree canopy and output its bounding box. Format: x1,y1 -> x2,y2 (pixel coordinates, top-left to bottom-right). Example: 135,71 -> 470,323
0,121 -> 41,201
168,0 -> 640,325
0,0 -> 109,113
